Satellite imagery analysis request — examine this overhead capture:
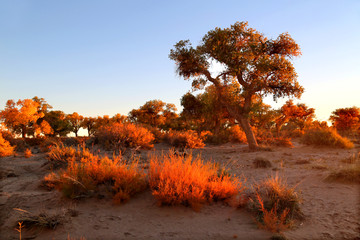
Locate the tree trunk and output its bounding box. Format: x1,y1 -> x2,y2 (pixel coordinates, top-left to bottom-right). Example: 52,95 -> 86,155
238,116 -> 258,150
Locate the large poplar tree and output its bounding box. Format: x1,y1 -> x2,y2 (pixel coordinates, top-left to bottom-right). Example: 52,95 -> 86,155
170,21 -> 303,150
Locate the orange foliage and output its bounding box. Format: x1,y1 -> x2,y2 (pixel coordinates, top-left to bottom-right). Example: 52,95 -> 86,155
43,145 -> 147,202
301,127 -> 354,149
95,122 -> 154,151
165,130 -> 209,149
24,148 -> 32,158
329,107 -> 360,134
0,133 -> 14,157
149,151 -> 241,210
228,125 -> 247,143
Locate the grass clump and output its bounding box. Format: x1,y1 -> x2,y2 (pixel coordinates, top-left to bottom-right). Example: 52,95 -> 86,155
149,151 -> 242,210
248,175 -> 302,233
43,145 -> 148,202
253,157 -> 272,168
14,208 -> 63,230
301,128 -> 354,149
0,133 -> 14,157
326,165 -> 360,184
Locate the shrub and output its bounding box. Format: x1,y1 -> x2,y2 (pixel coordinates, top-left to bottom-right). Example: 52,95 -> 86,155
229,125 -> 247,143
14,208 -> 63,230
149,151 -> 241,210
0,133 -> 14,157
43,146 -> 147,202
24,148 -> 32,158
40,137 -> 62,152
164,130 -> 208,149
253,157 -> 272,168
249,175 -> 302,232
95,122 -> 154,152
47,144 -> 79,169
301,128 -> 354,149
326,165 -> 360,184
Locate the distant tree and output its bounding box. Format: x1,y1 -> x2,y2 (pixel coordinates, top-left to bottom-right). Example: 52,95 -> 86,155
66,112 -> 84,137
129,100 -> 178,130
81,117 -> 97,137
170,21 -> 303,150
44,110 -> 71,137
0,99 -> 44,138
329,107 -> 360,134
275,100 -> 315,135
111,113 -> 128,124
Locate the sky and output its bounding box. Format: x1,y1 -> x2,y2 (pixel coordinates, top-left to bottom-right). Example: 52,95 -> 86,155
0,0 -> 359,122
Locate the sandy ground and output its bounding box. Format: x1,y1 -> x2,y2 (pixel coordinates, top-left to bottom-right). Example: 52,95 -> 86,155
0,142 -> 359,240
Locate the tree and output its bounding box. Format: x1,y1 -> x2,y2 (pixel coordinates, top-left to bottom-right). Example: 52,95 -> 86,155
81,117 -> 97,136
170,21 -> 303,150
66,112 -> 84,137
129,100 -> 178,130
44,110 -> 71,137
329,107 -> 360,134
0,99 -> 44,138
275,100 -> 315,135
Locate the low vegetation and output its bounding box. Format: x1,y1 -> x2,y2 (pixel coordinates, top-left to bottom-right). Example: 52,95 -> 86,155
43,145 -> 148,202
95,122 -> 154,152
0,133 -> 14,157
24,148 -> 32,158
248,175 -> 302,232
326,165 -> 360,184
301,128 -> 354,149
164,130 -> 208,149
253,157 -> 272,168
149,151 -> 241,210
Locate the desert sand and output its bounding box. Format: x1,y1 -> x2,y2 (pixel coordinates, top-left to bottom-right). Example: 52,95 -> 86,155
1,141 -> 359,240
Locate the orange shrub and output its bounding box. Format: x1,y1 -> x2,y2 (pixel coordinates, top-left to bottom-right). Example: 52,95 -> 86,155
164,130 -> 208,149
43,146 -> 147,202
24,148 -> 32,158
149,151 -> 241,210
229,125 -> 247,143
95,122 -> 154,151
0,133 -> 14,157
301,127 -> 354,149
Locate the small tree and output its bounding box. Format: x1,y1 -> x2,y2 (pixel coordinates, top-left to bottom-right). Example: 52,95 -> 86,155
66,112 -> 84,137
170,22 -> 303,150
44,110 -> 72,137
329,107 -> 360,135
81,117 -> 97,137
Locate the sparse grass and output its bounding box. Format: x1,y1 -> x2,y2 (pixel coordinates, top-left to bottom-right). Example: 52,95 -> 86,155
341,152 -> 360,164
149,151 -> 242,210
301,128 -> 354,149
14,208 -> 63,230
253,157 -> 272,168
248,175 -> 302,232
0,133 -> 14,157
326,165 -> 360,184
24,148 -> 32,158
43,145 -> 148,202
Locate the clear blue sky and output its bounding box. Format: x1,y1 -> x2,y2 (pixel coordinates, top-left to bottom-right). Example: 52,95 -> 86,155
1,0 -> 359,122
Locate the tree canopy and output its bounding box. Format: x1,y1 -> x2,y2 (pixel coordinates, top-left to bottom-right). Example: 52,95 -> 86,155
170,21 -> 303,150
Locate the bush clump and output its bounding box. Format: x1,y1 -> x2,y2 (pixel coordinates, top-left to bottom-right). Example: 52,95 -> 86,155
95,122 -> 154,152
164,130 -> 208,149
326,165 -> 360,184
43,145 -> 148,202
248,175 -> 302,232
0,133 -> 15,157
149,151 -> 241,210
301,128 -> 354,149
253,157 -> 272,168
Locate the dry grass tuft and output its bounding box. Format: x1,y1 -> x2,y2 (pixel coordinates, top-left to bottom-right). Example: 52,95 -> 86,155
253,157 -> 272,168
0,133 -> 15,157
326,165 -> 360,184
341,152 -> 360,164
149,151 -> 242,210
14,208 -> 63,230
249,175 -> 302,232
301,128 -> 354,149
43,145 -> 148,202
24,148 -> 32,158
